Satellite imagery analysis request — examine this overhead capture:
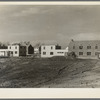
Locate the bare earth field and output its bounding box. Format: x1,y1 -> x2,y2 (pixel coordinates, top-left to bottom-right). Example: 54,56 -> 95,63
0,57 -> 99,88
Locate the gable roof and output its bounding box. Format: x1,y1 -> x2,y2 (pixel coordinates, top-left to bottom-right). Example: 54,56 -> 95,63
69,40 -> 100,46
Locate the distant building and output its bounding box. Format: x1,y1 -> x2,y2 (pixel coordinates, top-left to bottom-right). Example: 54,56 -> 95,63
34,47 -> 39,54
0,45 -> 9,57
26,44 -> 34,56
0,49 -> 9,57
19,42 -> 34,56
68,40 -> 100,59
8,43 -> 26,57
34,44 -> 41,54
41,44 -> 68,58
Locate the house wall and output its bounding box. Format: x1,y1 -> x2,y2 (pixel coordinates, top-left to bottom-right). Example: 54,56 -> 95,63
41,45 -> 68,58
26,45 -> 34,55
0,51 -> 5,56
8,45 -> 19,57
54,49 -> 68,56
0,49 -> 9,56
19,46 -> 26,56
34,48 -> 39,54
41,45 -> 55,58
8,45 -> 26,57
68,40 -> 100,59
34,47 -> 41,54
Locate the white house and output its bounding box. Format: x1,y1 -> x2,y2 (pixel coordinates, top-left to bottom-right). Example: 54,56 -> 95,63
0,49 -> 10,57
34,45 -> 41,54
41,44 -> 68,58
0,45 -> 9,57
34,47 -> 39,54
0,43 -> 34,57
8,43 -> 26,57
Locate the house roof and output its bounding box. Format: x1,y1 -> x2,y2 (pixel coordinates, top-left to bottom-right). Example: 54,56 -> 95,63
69,40 -> 100,46
9,43 -> 25,46
41,43 -> 61,46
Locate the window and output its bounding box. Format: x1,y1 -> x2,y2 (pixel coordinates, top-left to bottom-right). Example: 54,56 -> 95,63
73,46 -> 75,49
57,52 -> 64,53
9,46 -> 11,49
11,52 -> 13,54
43,47 -> 45,50
15,51 -> 17,54
87,52 -> 91,55
55,45 -> 61,49
50,52 -> 53,55
95,46 -> 98,49
51,46 -> 53,49
95,52 -> 98,55
79,46 -> 83,49
15,46 -> 17,49
43,52 -> 46,55
79,52 -> 83,55
87,46 -> 91,49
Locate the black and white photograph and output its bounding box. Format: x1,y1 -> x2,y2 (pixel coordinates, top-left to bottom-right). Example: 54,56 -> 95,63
0,3 -> 100,88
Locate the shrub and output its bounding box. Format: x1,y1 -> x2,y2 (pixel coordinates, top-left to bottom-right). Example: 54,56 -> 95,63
67,52 -> 77,59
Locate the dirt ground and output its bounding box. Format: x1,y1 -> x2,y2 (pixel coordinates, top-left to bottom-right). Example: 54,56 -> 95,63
0,57 -> 99,88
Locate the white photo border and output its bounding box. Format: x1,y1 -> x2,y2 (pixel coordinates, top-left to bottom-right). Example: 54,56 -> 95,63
0,1 -> 100,98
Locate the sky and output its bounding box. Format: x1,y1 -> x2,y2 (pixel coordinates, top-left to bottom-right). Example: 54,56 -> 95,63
0,5 -> 100,48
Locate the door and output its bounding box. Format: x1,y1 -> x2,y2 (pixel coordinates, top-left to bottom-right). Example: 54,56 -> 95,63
10,51 -> 13,57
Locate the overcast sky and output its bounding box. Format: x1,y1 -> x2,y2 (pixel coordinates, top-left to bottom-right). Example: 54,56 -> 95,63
0,5 -> 100,48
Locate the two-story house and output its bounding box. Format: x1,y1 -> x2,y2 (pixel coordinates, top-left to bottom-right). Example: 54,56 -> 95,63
41,44 -> 68,58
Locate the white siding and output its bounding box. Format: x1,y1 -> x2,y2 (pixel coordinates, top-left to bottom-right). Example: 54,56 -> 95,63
41,45 -> 68,58
0,52 -> 5,56
0,49 -> 9,56
54,49 -> 68,56
41,45 -> 55,58
8,45 -> 19,57
34,48 -> 38,54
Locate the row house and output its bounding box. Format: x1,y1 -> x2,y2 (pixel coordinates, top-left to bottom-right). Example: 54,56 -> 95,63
41,44 -> 68,58
0,45 -> 9,57
26,44 -> 34,56
0,43 -> 34,57
0,49 -> 9,57
8,43 -> 26,57
68,40 -> 100,59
